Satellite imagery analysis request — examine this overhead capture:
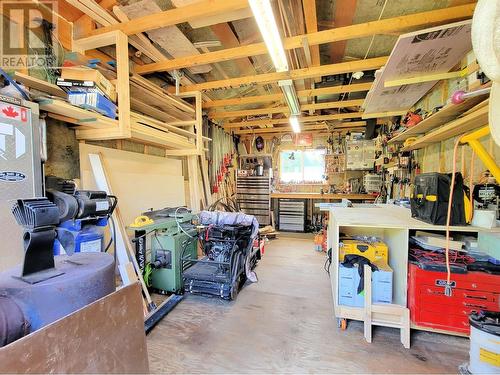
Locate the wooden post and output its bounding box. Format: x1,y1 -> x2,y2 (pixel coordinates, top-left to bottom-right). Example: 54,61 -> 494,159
363,264 -> 372,344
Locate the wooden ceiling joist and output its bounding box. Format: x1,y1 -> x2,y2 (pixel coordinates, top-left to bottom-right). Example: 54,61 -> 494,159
134,4 -> 475,74
203,82 -> 373,109
235,124 -> 329,135
209,98 -> 364,119
87,0 -> 248,36
183,57 -> 388,92
302,0 -> 321,67
330,0 -> 357,63
301,98 -> 364,111
233,120 -> 366,135
223,112 -> 364,129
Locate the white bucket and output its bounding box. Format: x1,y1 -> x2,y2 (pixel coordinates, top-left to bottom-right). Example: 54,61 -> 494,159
469,312 -> 500,374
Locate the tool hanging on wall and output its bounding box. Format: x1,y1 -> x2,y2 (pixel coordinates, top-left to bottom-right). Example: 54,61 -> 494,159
209,123 -> 236,198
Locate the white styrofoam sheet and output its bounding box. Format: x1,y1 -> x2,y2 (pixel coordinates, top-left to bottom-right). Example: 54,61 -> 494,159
363,20 -> 472,114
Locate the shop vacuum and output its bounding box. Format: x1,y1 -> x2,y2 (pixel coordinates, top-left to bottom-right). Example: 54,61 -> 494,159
0,183 -> 117,347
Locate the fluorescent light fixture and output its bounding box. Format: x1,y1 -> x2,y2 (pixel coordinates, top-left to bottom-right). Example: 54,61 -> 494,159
249,0 -> 289,72
278,79 -> 301,115
289,116 -> 301,133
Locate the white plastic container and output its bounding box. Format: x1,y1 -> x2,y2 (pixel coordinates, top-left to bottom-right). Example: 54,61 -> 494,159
469,311 -> 500,374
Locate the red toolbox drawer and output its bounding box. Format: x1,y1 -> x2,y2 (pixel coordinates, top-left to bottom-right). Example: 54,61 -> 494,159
408,264 -> 500,335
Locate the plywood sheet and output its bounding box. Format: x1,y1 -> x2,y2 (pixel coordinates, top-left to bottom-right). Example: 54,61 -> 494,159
363,20 -> 472,114
120,0 -> 212,74
79,143 -> 185,226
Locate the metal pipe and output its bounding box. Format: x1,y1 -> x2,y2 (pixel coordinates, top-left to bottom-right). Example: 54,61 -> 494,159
451,87 -> 491,104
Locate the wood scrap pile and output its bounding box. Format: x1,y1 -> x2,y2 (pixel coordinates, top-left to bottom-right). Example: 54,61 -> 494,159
259,225 -> 278,239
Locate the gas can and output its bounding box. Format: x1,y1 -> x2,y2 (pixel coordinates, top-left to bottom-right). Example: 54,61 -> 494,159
54,219 -> 106,255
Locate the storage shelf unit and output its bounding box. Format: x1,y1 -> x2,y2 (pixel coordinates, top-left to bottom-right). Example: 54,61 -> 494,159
400,104 -> 489,152
325,204 -> 500,340
236,176 -> 271,226
387,96 -> 488,144
278,199 -> 306,232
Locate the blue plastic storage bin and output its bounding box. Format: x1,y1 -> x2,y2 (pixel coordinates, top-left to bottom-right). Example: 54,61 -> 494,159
338,263 -> 393,307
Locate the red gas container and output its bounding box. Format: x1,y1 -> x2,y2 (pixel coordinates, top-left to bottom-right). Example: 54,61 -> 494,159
408,263 -> 500,334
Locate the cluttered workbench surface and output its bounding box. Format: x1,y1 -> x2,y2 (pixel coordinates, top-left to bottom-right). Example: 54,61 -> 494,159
270,192 -> 377,201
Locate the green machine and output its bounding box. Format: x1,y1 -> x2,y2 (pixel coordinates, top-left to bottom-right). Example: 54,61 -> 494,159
130,207 -> 198,294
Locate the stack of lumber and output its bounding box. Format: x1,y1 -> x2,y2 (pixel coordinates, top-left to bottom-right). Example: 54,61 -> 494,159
14,67 -> 199,151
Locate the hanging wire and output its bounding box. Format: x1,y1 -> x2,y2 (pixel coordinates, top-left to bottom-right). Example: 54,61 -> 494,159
339,0 -> 389,105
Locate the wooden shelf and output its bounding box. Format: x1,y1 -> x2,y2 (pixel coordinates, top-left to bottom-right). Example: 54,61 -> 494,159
39,99 -> 198,150
388,96 -> 489,144
39,99 -> 118,128
401,103 -> 489,151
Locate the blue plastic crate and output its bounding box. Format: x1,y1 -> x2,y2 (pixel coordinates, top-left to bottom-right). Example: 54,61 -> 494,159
338,263 -> 393,307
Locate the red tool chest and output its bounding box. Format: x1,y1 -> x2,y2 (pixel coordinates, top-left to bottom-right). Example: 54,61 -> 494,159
408,263 -> 500,334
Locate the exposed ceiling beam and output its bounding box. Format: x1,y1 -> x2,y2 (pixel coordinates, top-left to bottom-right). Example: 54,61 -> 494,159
330,0 -> 357,63
203,82 -> 372,108
182,57 -> 388,91
302,98 -> 364,111
234,121 -> 367,135
302,0 -> 320,66
203,82 -> 372,109
235,124 -> 328,134
134,4 -> 475,74
223,112 -> 364,129
87,0 -> 249,36
210,23 -> 256,75
212,106 -> 289,119
209,98 -> 364,119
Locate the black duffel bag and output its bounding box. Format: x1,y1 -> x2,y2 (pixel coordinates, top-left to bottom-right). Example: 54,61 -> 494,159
410,172 -> 468,225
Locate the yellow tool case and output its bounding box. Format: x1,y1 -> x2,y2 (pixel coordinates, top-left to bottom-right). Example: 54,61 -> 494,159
339,238 -> 389,263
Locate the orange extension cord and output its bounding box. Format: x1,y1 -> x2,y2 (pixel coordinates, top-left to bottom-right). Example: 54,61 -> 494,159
444,138 -> 475,296
444,138 -> 461,296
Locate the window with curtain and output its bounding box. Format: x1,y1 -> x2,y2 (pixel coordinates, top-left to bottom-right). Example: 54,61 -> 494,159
279,149 -> 326,183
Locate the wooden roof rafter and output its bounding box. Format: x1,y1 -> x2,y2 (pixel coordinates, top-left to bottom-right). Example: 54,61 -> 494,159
133,4 -> 475,74
183,57 -> 388,92
223,112 -> 364,129
209,98 -> 365,119
87,0 -> 249,36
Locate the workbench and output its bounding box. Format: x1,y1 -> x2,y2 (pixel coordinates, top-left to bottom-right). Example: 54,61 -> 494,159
326,204 -> 500,338
270,192 -> 377,201
271,193 -> 376,232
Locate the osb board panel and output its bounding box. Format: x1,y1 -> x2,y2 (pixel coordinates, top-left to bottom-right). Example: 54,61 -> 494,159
79,143 -> 185,225
120,0 -> 212,74
171,0 -> 252,28
363,20 -> 472,114
0,283 -> 149,374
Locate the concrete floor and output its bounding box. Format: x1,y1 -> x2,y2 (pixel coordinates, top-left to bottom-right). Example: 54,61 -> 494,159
147,236 -> 469,373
